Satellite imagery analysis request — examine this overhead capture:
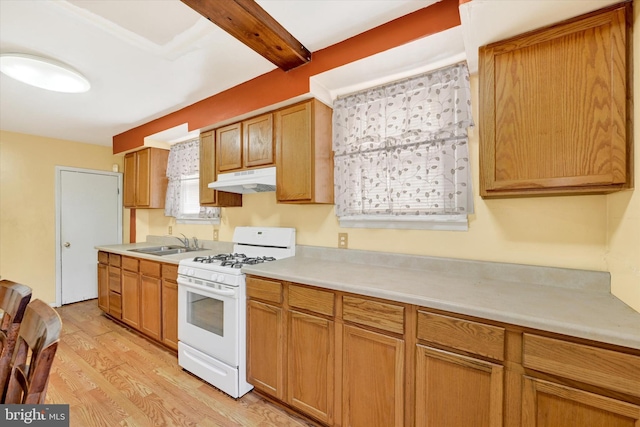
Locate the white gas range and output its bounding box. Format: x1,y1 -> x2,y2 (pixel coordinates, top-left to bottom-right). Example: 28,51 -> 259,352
177,226 -> 296,398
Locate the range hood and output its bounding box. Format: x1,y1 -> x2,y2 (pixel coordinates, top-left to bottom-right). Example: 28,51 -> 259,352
208,166 -> 276,194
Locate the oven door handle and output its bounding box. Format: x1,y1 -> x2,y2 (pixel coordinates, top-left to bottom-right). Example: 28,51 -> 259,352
177,278 -> 237,297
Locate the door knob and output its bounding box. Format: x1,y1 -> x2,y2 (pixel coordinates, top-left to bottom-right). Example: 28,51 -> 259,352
63,242 -> 71,247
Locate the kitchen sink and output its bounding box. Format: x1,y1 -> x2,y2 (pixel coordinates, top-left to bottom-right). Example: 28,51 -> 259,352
128,245 -> 206,256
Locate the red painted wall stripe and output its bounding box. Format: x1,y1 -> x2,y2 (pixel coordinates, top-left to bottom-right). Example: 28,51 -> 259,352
113,0 -> 461,154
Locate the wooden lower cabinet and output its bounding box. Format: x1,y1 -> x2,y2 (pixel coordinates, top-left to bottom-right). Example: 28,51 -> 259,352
245,276 -> 640,427
98,252 -> 179,351
522,377 -> 640,427
288,310 -> 335,425
140,275 -> 162,341
415,345 -> 503,427
121,269 -> 140,328
161,281 -> 178,350
342,325 -> 405,427
161,263 -> 178,351
247,299 -> 285,400
97,261 -> 109,312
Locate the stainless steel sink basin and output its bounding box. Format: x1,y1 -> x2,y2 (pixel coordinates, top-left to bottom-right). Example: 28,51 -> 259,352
128,245 -> 206,256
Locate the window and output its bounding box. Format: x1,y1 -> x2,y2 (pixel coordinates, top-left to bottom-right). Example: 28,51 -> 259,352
332,62 -> 474,230
165,140 -> 220,223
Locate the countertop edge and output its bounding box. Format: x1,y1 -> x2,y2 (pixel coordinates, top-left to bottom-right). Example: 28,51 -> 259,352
241,261 -> 640,352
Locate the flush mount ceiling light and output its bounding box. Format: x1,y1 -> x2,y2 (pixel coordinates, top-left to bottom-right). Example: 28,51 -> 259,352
0,53 -> 90,93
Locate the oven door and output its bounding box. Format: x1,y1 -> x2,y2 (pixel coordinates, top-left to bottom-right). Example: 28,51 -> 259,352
177,277 -> 239,367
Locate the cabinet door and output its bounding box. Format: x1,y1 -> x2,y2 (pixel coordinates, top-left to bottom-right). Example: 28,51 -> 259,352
135,148 -> 151,207
480,5 -> 630,197
342,325 -> 404,427
123,153 -> 136,208
199,131 -> 217,205
288,310 -> 334,425
247,300 -> 285,400
140,275 -> 162,341
275,102 -> 312,202
216,123 -> 242,173
415,345 -> 504,427
161,280 -> 178,350
121,270 -> 140,328
97,262 -> 109,312
243,113 -> 274,168
522,377 -> 640,427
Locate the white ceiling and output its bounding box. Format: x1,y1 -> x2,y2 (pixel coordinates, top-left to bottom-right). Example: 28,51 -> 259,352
0,0 -> 622,148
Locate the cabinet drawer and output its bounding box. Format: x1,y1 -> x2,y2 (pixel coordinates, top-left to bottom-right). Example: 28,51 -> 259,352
140,259 -> 161,278
98,251 -> 109,264
289,285 -> 334,317
246,276 -> 282,304
162,264 -> 178,282
343,295 -> 404,335
108,253 -> 121,267
417,311 -> 505,361
122,256 -> 139,272
523,333 -> 640,398
109,291 -> 122,318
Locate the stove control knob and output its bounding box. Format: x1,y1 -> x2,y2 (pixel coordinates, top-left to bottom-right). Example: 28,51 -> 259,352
210,273 -> 218,282
187,269 -> 195,276
218,275 -> 226,283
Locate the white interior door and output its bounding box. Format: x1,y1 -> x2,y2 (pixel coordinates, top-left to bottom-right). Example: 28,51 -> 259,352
58,168 -> 122,305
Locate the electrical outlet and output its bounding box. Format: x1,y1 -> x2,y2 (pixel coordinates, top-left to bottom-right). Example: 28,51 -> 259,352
338,233 -> 348,249
168,226 -> 172,235
213,229 -> 219,241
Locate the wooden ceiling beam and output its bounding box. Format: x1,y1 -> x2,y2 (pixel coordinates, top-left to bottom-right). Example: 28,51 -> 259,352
181,0 -> 311,70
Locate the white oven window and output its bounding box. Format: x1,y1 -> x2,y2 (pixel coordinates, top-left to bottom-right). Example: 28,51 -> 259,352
186,291 -> 224,337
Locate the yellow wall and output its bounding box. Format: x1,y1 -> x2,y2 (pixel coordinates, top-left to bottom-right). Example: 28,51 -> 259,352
145,73 -> 622,303
603,1 -> 640,313
146,69 -> 638,313
0,130 -> 124,303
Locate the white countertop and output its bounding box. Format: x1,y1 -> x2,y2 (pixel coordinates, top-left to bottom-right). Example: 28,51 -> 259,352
240,246 -> 640,351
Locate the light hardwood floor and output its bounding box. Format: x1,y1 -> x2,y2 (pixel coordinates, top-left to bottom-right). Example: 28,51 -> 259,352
47,300 -> 313,427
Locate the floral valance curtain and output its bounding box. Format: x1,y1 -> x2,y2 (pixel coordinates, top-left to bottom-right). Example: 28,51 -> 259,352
165,139 -> 219,219
332,62 -> 473,218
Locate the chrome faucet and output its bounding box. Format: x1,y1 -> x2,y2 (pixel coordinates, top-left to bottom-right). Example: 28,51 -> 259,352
175,233 -> 190,249
192,237 -> 199,249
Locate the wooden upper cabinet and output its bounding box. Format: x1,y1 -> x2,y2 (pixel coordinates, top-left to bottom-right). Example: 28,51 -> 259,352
479,4 -> 632,198
200,130 -> 217,205
215,113 -> 274,175
123,147 -> 169,208
275,99 -> 334,204
244,114 -> 274,168
199,131 -> 242,207
216,123 -> 242,173
123,153 -> 137,207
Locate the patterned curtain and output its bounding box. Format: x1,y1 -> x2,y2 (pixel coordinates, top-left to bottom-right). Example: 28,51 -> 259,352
332,62 -> 473,218
165,139 -> 219,219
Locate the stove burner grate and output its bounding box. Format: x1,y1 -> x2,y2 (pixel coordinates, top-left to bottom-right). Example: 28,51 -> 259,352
192,254 -> 277,268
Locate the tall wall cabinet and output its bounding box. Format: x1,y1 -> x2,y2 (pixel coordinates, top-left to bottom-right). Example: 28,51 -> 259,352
275,99 -> 334,204
479,4 -> 632,198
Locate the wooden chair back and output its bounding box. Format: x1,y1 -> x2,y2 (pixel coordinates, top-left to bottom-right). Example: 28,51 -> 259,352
0,280 -> 32,398
3,299 -> 62,404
